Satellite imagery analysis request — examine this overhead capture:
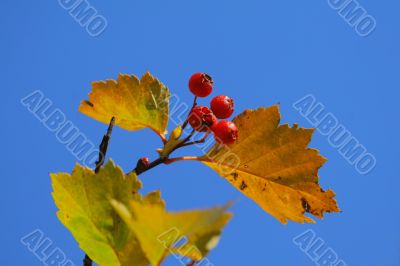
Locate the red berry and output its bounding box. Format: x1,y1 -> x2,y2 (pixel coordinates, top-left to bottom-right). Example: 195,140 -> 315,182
188,73 -> 213,97
210,95 -> 234,119
188,106 -> 217,132
212,120 -> 238,145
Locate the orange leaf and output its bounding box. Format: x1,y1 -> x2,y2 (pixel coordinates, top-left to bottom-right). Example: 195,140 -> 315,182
201,106 -> 340,223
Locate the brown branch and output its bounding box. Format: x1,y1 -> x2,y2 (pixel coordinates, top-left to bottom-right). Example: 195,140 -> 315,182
133,128 -> 199,176
132,127 -> 207,176
83,255 -> 92,266
84,116 -> 115,266
95,117 -> 116,173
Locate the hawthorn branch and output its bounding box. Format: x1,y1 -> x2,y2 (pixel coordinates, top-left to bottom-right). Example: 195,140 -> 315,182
84,116 -> 115,266
132,128 -> 210,176
133,128 -> 203,176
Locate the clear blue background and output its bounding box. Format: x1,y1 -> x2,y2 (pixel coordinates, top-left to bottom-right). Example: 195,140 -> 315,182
2,0 -> 399,265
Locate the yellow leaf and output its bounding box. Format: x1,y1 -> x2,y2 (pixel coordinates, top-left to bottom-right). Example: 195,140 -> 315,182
50,160 -> 148,266
111,199 -> 232,266
142,190 -> 166,208
201,106 -> 340,224
79,72 -> 170,137
160,125 -> 184,158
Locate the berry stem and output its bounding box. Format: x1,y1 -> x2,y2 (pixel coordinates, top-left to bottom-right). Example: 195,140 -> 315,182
171,128 -> 195,152
183,128 -> 196,143
182,96 -> 198,130
179,131 -> 210,148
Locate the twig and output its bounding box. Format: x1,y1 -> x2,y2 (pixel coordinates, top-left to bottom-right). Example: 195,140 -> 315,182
84,116 -> 115,266
95,117 -> 116,173
132,155 -> 200,176
134,157 -> 166,175
83,255 -> 92,266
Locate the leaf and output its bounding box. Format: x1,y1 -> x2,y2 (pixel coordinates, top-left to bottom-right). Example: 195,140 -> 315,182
159,125 -> 185,158
51,161 -> 231,266
50,160 -> 149,266
201,106 -> 340,224
111,199 -> 232,265
79,72 -> 170,137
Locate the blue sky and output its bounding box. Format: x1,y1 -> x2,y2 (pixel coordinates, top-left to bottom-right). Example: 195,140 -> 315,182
2,0 -> 399,265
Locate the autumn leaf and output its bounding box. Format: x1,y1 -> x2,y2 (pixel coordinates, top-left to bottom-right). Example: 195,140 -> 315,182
111,199 -> 232,266
201,106 -> 340,224
79,72 -> 170,137
50,160 -> 149,266
51,161 -> 231,265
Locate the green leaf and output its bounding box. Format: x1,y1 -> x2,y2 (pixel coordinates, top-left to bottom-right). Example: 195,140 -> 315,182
51,161 -> 232,266
111,199 -> 232,265
50,160 -> 149,266
79,72 -> 170,137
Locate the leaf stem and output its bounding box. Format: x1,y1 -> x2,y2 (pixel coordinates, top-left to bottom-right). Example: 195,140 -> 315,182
164,156 -> 201,164
155,130 -> 167,145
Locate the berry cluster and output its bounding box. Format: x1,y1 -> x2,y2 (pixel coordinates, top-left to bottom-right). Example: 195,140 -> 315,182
187,73 -> 238,145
